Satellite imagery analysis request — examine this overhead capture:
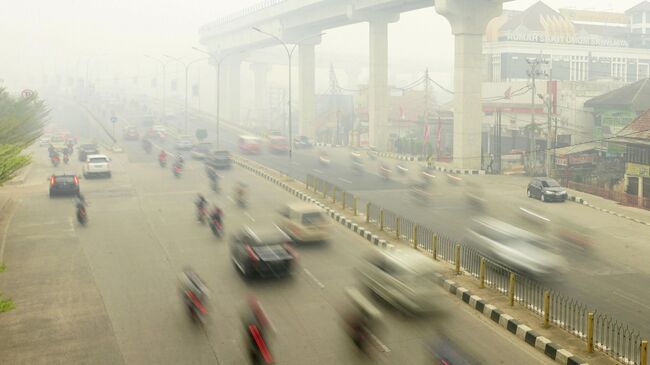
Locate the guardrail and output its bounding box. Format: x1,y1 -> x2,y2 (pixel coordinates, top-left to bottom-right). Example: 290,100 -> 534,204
306,173 -> 648,365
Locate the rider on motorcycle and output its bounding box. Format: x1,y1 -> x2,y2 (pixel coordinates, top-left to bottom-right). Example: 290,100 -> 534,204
195,194 -> 208,220
181,268 -> 208,318
159,149 -> 167,162
244,295 -> 274,364
209,205 -> 223,226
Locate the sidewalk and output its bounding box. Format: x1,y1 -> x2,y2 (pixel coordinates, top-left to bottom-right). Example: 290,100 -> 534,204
566,188 -> 650,226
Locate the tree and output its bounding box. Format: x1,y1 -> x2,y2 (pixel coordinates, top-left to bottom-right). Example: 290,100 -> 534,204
195,128 -> 208,142
0,88 -> 48,185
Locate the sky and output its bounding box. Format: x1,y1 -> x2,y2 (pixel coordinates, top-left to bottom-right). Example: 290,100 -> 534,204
0,0 -> 645,94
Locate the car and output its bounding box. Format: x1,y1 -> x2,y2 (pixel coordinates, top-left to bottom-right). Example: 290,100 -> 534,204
238,135 -> 262,154
191,142 -> 213,160
527,177 -> 567,202
49,174 -> 80,197
205,150 -> 231,169
39,136 -> 52,147
82,154 -> 111,178
357,248 -> 445,314
465,216 -> 567,279
50,135 -> 66,145
294,135 -> 313,149
123,126 -> 140,140
277,203 -> 330,243
78,143 -> 99,162
175,135 -> 194,150
64,135 -> 78,145
230,225 -> 297,279
268,135 -> 288,154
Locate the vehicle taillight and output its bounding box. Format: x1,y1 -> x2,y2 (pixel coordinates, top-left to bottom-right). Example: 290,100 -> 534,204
50,176 -> 55,186
73,176 -> 79,185
284,242 -> 299,260
245,245 -> 259,263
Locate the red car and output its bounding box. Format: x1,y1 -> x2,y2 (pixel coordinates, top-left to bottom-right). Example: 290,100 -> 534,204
268,136 -> 288,154
238,136 -> 261,154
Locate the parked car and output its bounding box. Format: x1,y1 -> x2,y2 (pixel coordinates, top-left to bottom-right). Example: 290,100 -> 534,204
191,142 -> 213,160
205,150 -> 231,169
78,143 -> 99,162
465,216 -> 567,279
294,135 -> 313,149
123,126 -> 140,140
277,203 -> 330,243
230,225 -> 297,279
82,154 -> 111,178
49,174 -> 80,197
357,248 -> 445,314
527,177 -> 567,202
175,135 -> 194,151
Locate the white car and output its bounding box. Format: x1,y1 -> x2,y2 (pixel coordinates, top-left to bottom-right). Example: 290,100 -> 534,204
175,136 -> 194,150
39,136 -> 52,147
82,154 -> 111,178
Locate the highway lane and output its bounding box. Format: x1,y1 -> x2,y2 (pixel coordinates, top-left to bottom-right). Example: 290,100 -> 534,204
0,98 -> 553,364
117,101 -> 650,340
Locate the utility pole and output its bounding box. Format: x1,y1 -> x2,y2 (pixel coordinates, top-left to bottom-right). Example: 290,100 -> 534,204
526,56 -> 548,175
545,68 -> 553,177
423,68 -> 430,156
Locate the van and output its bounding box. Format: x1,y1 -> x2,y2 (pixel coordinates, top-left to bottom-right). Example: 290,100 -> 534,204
278,203 -> 330,243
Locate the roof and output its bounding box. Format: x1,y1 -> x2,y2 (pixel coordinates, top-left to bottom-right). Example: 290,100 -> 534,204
86,154 -> 108,159
616,109 -> 650,141
554,142 -> 601,155
285,202 -> 323,212
501,1 -> 565,32
584,79 -> 650,112
244,225 -> 290,244
625,1 -> 650,14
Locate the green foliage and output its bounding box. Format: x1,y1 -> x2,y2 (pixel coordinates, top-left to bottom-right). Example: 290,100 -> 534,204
0,88 -> 48,185
0,263 -> 5,272
195,128 -> 208,141
0,292 -> 15,312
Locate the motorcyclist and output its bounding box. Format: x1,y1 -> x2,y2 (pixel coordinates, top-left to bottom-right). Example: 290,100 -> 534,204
74,191 -> 88,223
195,194 -> 208,221
235,182 -> 247,206
181,268 -> 208,320
209,205 -> 223,226
175,153 -> 184,166
159,149 -> 167,162
243,295 -> 274,364
63,151 -> 70,164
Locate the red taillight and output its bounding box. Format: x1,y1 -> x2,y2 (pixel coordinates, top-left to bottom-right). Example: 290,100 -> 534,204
248,325 -> 273,364
50,176 -> 55,186
284,242 -> 299,260
245,245 -> 259,263
73,176 -> 79,185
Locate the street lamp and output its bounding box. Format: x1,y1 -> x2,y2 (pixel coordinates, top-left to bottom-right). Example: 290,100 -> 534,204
145,54 -> 174,124
192,47 -> 227,149
164,55 -> 207,134
538,93 -> 554,177
252,27 -> 325,164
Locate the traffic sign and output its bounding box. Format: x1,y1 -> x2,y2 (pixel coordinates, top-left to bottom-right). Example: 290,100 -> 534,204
111,116 -> 118,124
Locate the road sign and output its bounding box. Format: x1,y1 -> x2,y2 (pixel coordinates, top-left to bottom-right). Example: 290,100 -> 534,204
111,116 -> 118,124
21,89 -> 34,98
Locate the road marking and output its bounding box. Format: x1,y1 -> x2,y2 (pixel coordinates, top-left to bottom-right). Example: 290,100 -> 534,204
313,169 -> 323,174
614,290 -> 650,311
519,207 -> 551,222
303,268 -> 325,289
244,212 -> 255,222
338,177 -> 352,184
369,332 -> 391,352
226,195 -> 235,204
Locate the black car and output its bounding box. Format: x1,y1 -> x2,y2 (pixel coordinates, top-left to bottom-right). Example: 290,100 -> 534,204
78,143 -> 99,162
230,225 -> 297,279
527,177 -> 567,202
49,174 -> 80,197
294,135 -> 313,149
205,150 -> 231,169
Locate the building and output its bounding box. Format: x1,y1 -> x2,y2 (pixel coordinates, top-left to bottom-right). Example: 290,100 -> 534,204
612,109 -> 650,204
485,1 -> 650,83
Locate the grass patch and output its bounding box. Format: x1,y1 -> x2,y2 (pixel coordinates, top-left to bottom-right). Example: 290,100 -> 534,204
0,293 -> 15,312
0,263 -> 6,272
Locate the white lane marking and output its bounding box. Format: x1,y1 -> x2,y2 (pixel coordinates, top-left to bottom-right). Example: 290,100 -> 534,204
303,268 -> 325,289
519,207 -> 551,222
370,332 -> 391,353
226,195 -> 235,204
338,177 -> 352,184
244,212 -> 255,222
257,301 -> 279,334
313,169 -> 323,174
614,290 -> 650,311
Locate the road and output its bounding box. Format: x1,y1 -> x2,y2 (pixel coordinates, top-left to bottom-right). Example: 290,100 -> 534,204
0,98 -> 555,364
121,98 -> 650,342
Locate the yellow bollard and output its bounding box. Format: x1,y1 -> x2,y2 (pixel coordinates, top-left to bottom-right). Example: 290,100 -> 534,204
365,202 -> 370,222
380,209 -> 384,231
478,257 -> 485,289
587,312 -> 594,353
353,197 -> 358,216
332,186 -> 337,203
454,244 -> 461,275
412,225 -> 418,249
508,272 -> 516,306
396,217 -> 400,239
641,340 -> 648,365
432,234 -> 438,260
342,192 -> 347,210
543,291 -> 550,328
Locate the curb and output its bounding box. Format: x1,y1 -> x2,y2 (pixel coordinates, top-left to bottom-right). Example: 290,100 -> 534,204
375,151 -> 424,162
231,155 -> 589,365
567,194 -> 650,226
429,164 -> 485,175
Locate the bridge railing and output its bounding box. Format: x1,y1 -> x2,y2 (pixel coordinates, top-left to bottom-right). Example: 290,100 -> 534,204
202,0 -> 287,31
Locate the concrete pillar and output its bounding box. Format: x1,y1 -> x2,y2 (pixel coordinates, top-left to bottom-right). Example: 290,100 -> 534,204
225,60 -> 241,124
436,0 -> 503,170
299,42 -> 316,138
368,16 -> 397,150
250,63 -> 269,112
639,176 -> 645,207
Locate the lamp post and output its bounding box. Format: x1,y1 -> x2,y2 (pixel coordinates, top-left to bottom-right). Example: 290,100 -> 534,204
145,55 -> 174,124
192,47 -> 230,149
252,28 -> 325,166
164,55 -> 207,134
538,92 -> 554,177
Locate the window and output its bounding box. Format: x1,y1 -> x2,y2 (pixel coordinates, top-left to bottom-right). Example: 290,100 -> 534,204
612,58 -> 628,81
639,63 -> 649,80
570,56 -> 589,81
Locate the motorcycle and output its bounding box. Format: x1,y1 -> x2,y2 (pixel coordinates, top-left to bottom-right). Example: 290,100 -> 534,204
159,158 -> 167,168
244,296 -> 274,365
209,217 -> 223,238
63,154 -> 70,165
183,289 -> 207,324
51,155 -> 61,167
197,206 -> 207,223
76,205 -> 87,226
173,164 -> 183,178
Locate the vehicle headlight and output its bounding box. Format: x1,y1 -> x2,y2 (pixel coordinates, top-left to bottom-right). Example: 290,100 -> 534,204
559,191 -> 566,195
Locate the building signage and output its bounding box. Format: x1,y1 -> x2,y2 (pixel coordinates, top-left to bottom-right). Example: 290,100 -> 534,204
504,31 -> 629,47
556,154 -> 594,166
626,162 -> 650,177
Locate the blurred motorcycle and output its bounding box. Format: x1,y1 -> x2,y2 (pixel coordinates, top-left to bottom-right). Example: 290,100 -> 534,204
173,164 -> 183,178
243,295 -> 274,364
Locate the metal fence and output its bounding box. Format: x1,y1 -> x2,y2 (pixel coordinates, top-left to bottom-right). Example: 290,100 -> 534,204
305,173 -> 647,365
